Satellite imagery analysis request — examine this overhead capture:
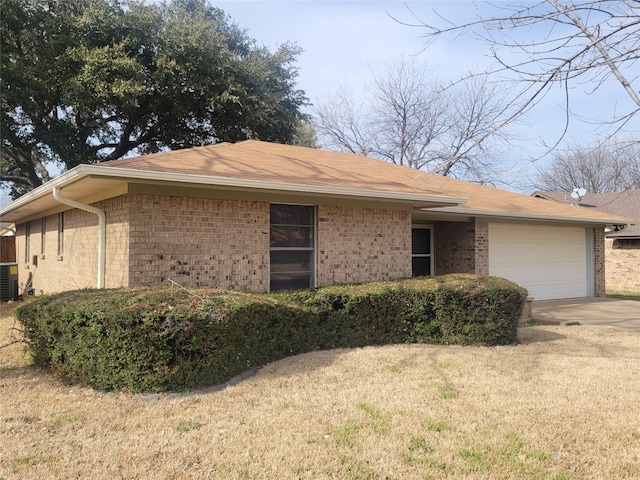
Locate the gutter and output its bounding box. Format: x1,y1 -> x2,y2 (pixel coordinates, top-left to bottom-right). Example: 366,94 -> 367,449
0,164 -> 468,221
52,186 -> 106,289
1,166 -> 90,215
423,206 -> 634,226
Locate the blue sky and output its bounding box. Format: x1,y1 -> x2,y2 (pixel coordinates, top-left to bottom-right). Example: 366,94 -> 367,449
217,1 -> 638,192
219,1 -> 488,98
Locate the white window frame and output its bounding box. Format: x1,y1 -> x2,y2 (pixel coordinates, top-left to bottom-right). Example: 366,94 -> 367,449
411,224 -> 434,277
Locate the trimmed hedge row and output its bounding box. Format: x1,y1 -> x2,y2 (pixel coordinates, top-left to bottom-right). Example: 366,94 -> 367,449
15,274 -> 527,393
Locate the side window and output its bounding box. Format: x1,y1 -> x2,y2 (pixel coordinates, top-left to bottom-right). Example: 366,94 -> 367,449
57,212 -> 64,259
613,238 -> 640,249
41,217 -> 46,256
24,221 -> 31,264
412,226 -> 433,277
270,204 -> 315,291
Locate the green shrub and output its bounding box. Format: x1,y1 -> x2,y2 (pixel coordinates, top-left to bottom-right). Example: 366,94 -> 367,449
279,274 -> 525,347
415,275 -> 526,345
15,274 -> 526,394
16,287 -> 310,392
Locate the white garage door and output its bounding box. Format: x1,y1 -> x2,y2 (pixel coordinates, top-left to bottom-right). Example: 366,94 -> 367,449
488,224 -> 590,300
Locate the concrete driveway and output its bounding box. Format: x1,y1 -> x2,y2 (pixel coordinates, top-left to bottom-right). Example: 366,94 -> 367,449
532,297 -> 640,330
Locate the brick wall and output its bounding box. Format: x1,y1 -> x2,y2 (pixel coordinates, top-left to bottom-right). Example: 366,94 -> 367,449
15,195 -> 416,295
433,220 -> 476,275
593,227 -> 606,296
60,208 -> 101,290
15,223 -> 29,294
103,195 -> 130,288
16,209 -> 98,294
130,198 -> 413,290
316,205 -> 411,285
474,221 -> 490,276
433,219 -> 488,276
18,196 -> 613,297
128,194 -> 270,291
15,197 -> 130,294
605,237 -> 640,293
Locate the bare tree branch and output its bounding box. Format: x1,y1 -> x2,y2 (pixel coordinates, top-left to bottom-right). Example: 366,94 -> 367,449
312,59 -> 515,185
0,338 -> 24,350
398,0 -> 639,149
535,138 -> 640,192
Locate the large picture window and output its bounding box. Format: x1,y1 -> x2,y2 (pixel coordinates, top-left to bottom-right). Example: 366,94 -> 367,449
270,204 -> 315,291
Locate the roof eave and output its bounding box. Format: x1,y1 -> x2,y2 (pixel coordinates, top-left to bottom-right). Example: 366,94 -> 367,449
0,166 -> 91,220
424,206 -> 634,225
0,165 -> 467,222
94,166 -> 467,207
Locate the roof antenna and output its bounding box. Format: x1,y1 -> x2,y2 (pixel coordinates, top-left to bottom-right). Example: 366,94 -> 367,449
570,187 -> 587,202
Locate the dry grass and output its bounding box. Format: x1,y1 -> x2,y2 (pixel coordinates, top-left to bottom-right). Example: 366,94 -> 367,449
606,291 -> 640,301
1,302 -> 639,480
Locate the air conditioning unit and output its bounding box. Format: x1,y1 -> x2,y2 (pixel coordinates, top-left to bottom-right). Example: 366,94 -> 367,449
0,263 -> 19,301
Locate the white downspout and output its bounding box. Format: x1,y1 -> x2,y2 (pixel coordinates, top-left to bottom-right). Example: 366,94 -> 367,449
52,186 -> 106,289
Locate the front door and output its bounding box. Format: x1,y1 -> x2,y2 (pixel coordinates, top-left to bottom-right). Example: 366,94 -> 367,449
412,226 -> 433,277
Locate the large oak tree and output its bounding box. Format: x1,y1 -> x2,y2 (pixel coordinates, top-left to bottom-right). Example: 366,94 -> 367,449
1,0 -> 308,196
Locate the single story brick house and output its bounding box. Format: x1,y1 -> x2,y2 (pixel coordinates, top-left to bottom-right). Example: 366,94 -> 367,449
0,141 -> 632,300
534,190 -> 640,293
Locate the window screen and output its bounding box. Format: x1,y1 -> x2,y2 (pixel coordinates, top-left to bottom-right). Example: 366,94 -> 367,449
270,204 -> 315,291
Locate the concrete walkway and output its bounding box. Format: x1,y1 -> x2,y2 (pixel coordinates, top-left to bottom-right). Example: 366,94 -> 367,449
532,297 -> 640,330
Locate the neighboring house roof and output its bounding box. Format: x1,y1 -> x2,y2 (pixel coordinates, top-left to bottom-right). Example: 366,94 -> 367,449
0,140 -> 633,226
534,190 -> 640,238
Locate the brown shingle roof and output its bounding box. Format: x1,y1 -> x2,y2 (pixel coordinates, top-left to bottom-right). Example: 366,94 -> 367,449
534,190 -> 640,237
1,140 -> 633,226
104,140 -> 450,195
101,140 -> 631,224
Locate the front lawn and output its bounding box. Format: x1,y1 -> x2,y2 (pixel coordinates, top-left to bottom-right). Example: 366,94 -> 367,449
2,305 -> 640,479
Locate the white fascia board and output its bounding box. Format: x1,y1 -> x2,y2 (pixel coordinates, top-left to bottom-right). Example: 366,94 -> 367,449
0,167 -> 88,217
0,164 -> 467,217
425,206 -> 634,226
